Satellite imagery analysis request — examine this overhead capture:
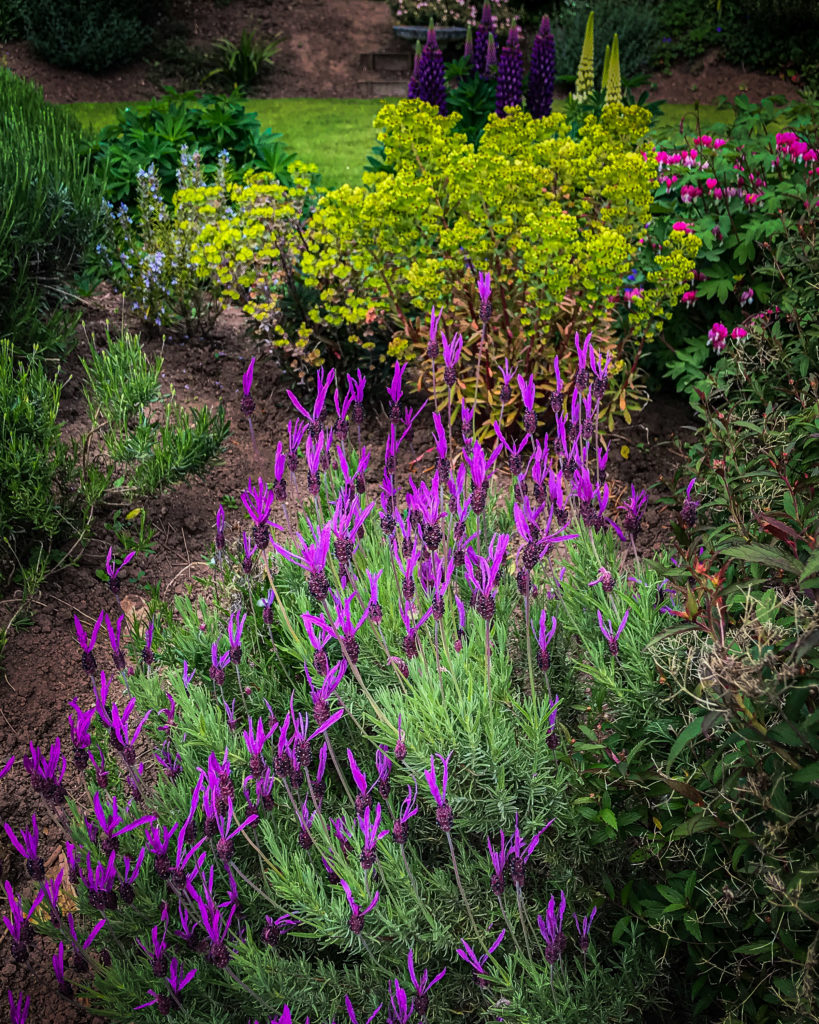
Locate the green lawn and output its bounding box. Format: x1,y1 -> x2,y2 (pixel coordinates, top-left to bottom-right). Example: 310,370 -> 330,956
65,96 -> 735,190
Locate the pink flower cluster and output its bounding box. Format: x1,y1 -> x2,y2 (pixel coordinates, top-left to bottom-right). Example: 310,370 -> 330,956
706,322 -> 747,354
776,131 -> 818,167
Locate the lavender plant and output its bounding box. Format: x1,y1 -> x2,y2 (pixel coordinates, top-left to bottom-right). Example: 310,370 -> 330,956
3,312 -> 685,1023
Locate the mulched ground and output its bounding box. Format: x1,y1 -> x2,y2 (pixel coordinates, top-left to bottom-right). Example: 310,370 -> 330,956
0,2 -> 794,1015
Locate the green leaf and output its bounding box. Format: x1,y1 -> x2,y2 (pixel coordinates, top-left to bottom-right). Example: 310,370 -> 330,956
683,914 -> 702,940
721,543 -> 803,577
599,808 -> 618,831
790,761 -> 819,784
611,915 -> 631,944
799,550 -> 819,589
667,715 -> 711,770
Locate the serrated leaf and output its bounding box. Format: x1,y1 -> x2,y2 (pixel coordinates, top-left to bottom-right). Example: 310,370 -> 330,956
599,808 -> 618,831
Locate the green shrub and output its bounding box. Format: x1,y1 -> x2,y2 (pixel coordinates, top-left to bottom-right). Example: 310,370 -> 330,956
0,69 -> 107,355
298,99 -> 698,432
654,0 -> 717,70
90,91 -> 297,209
0,341 -> 78,570
209,28 -> 281,92
22,0 -> 163,73
0,0 -> 26,41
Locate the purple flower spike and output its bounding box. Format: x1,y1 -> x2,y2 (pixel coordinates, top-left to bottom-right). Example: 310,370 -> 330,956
387,362 -> 407,420
680,477 -> 699,528
407,948 -> 446,1017
537,890 -> 567,963
74,609 -> 104,674
339,878 -> 379,934
358,803 -> 389,870
8,992 -> 29,1024
618,484 -> 648,538
509,813 -> 554,888
487,830 -> 509,895
105,547 -> 135,596
241,356 -> 256,416
4,815 -> 42,881
456,929 -> 505,975
477,271 -> 492,322
392,781 -> 418,845
464,533 -> 509,620
496,22 -> 523,116
597,608 -> 629,657
517,373 -> 537,434
347,749 -> 371,816
428,305 -> 443,359
424,752 -> 453,832
573,906 -> 597,952
345,995 -> 383,1024
408,23 -> 447,114
0,757 -> 13,780
442,331 -> 464,388
227,610 -> 247,663
527,14 -> 556,118
533,611 -> 557,672
387,979 -> 414,1024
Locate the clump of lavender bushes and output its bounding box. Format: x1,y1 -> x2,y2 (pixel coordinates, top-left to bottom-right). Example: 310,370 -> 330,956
2,286 -> 684,1023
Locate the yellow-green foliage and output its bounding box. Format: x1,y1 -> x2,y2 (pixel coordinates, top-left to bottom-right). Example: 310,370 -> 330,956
183,161 -> 321,350
300,99 -> 699,425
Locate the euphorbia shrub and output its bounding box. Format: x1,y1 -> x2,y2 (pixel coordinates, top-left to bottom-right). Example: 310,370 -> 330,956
300,99 -> 699,432
3,323 -> 689,1023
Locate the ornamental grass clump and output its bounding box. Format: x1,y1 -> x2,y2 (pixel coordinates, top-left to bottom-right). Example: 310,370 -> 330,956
2,311 -> 687,1022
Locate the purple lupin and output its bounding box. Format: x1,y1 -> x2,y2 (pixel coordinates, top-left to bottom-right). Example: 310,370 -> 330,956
495,23 -> 523,116
527,15 -> 556,118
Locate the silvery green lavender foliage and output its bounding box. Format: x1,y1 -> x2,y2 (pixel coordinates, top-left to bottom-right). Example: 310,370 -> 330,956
2,298 -> 683,1023
526,15 -> 556,120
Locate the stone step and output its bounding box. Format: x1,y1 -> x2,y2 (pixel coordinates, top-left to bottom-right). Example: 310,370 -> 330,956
359,51 -> 413,73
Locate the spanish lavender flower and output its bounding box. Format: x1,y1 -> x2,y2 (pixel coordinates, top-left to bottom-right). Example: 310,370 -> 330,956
90,791 -> 154,853
136,905 -> 170,977
119,849 -> 145,904
407,948 -> 446,1017
537,891 -> 567,963
334,384 -> 354,441
110,698 -> 151,764
215,504 -> 226,552
89,749 -> 109,789
456,929 -> 505,977
428,304 -> 443,360
442,330 -> 464,388
304,591 -> 368,665
210,642 -> 230,687
545,694 -> 560,749
262,914 -> 299,949
331,496 -> 375,571
68,700 -> 95,769
105,547 -> 135,597
527,14 -> 556,117
465,533 -> 509,620
476,270 -> 492,323
0,757 -> 13,780
4,815 -> 42,882
65,912 -> 106,972
103,612 -> 127,672
464,440 -> 500,515
3,881 -> 43,962
135,957 -> 197,1015
395,715 -> 407,762
345,995 -> 383,1024
412,23 -> 447,114
358,803 -> 389,870
392,781 -> 418,845
496,22 -> 523,115
589,566 -> 615,593
424,752 -> 453,831
574,905 -> 597,952
242,477 -> 279,549
7,992 -> 29,1024
680,477 -> 699,528
399,602 -> 433,659
509,813 -> 553,887
597,608 -> 629,657
189,878 -> 236,966
340,878 -> 379,934
347,749 -> 372,816
487,830 -> 509,895
387,361 -> 407,422
244,716 -> 275,778
227,610 -> 247,663
53,941 -> 72,998
306,659 -> 346,726
387,979 -> 414,1024
287,366 -> 335,438
346,369 -> 367,429
74,610 -> 104,674
145,821 -> 178,877
273,518 -> 332,601
287,419 -> 307,473
241,356 -> 255,415
22,738 -> 66,805
517,373 -> 537,434
375,745 -> 393,799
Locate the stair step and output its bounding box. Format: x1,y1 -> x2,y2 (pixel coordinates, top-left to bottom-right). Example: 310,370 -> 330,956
359,51 -> 413,73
